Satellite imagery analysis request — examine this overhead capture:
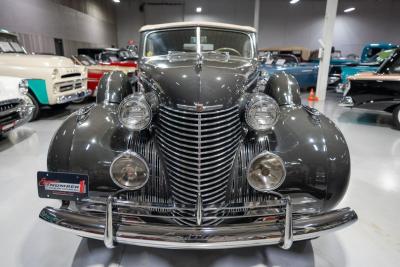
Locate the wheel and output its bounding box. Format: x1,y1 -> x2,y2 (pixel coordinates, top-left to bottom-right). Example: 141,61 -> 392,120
24,93 -> 40,122
393,105 -> 400,130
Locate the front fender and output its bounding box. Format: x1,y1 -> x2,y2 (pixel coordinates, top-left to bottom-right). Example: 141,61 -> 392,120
47,103 -> 134,190
264,105 -> 350,210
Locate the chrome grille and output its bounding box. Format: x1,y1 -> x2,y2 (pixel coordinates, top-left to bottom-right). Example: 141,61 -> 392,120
156,105 -> 242,225
0,99 -> 20,114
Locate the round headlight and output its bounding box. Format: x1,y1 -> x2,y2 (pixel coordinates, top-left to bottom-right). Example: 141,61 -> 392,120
245,93 -> 280,131
18,79 -> 29,95
110,151 -> 149,190
118,94 -> 151,130
247,151 -> 286,192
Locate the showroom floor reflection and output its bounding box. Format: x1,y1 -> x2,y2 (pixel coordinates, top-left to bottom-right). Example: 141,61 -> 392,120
1,92 -> 400,267
70,239 -> 316,267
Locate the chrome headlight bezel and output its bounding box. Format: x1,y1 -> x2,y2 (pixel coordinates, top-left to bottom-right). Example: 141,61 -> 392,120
245,93 -> 280,131
18,79 -> 29,95
109,151 -> 149,190
247,151 -> 286,192
118,94 -> 152,131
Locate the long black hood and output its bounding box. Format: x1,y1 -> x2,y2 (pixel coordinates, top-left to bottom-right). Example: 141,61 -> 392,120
139,56 -> 258,107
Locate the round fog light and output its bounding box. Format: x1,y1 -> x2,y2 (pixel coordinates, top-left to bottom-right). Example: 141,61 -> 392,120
247,151 -> 286,192
110,151 -> 149,190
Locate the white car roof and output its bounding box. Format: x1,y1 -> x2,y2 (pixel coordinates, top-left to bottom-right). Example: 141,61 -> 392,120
139,21 -> 256,33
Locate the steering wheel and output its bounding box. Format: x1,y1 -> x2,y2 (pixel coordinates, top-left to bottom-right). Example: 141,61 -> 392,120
215,47 -> 241,56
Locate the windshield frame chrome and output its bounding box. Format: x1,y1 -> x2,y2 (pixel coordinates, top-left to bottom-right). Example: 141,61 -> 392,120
141,26 -> 256,60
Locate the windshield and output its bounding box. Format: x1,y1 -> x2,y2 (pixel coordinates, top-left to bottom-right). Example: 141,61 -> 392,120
265,55 -> 298,66
76,55 -> 96,66
0,33 -> 25,53
144,28 -> 254,58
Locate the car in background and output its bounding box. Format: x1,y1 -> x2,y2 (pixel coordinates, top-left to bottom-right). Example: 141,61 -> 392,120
328,43 -> 398,89
71,54 -> 136,97
259,53 -> 318,90
97,48 -> 138,68
336,49 -> 395,93
0,29 -> 88,121
340,48 -> 400,129
0,76 -> 34,135
259,46 -> 313,63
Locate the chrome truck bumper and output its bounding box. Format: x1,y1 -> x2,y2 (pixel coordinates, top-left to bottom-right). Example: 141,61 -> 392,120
56,89 -> 90,104
39,199 -> 357,249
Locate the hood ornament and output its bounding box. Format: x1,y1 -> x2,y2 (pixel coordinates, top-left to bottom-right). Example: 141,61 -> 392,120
194,53 -> 203,73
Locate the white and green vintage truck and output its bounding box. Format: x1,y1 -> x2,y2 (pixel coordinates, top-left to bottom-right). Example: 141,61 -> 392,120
0,29 -> 88,120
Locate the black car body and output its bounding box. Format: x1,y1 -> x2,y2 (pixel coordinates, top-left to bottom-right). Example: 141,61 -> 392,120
340,48 -> 400,129
38,22 -> 357,249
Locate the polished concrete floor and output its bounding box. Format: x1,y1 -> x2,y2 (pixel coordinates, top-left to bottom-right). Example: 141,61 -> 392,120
1,92 -> 399,267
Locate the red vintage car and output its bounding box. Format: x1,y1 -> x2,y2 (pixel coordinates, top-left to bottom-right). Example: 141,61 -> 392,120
97,49 -> 138,68
71,55 -> 136,97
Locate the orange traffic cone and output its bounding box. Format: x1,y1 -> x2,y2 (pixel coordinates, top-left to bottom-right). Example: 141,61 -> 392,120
308,88 -> 319,102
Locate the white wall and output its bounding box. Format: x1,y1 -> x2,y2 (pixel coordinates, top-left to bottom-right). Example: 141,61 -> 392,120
0,0 -> 117,55
116,0 -> 400,56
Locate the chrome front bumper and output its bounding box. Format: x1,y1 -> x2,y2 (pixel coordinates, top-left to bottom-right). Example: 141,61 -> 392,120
39,195 -> 357,249
56,90 -> 90,104
0,100 -> 35,133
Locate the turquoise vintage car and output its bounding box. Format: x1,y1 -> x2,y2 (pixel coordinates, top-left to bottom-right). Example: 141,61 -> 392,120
336,49 -> 395,93
260,54 -> 318,91
328,43 -> 398,90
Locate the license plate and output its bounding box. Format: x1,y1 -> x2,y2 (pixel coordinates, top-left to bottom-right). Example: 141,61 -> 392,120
37,171 -> 89,201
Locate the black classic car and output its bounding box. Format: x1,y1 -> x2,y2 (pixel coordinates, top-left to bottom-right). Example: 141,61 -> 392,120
38,22 -> 357,249
340,48 -> 400,129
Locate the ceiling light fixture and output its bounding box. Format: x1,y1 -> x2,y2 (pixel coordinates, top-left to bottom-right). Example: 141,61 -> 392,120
344,7 -> 356,13
289,0 -> 300,4
113,0 -> 120,3
196,7 -> 202,13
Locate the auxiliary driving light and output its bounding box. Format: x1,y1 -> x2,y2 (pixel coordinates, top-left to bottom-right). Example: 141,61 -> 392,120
110,151 -> 149,190
247,151 -> 286,192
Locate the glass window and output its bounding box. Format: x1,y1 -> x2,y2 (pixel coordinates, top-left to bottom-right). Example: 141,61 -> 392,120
0,41 -> 13,52
0,33 -> 25,53
386,55 -> 400,74
145,29 -> 196,57
9,41 -> 24,52
144,28 -> 253,58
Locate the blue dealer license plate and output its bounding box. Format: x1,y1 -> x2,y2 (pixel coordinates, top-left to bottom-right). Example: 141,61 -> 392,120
37,171 -> 89,201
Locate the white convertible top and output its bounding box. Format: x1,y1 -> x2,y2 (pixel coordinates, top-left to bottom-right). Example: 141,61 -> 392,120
139,21 -> 256,33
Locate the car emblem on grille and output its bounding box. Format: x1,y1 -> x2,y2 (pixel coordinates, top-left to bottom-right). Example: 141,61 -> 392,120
196,103 -> 204,112
177,103 -> 223,112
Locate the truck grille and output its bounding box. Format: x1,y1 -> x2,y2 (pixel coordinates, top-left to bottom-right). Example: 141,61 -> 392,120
57,80 -> 84,92
156,105 -> 242,225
